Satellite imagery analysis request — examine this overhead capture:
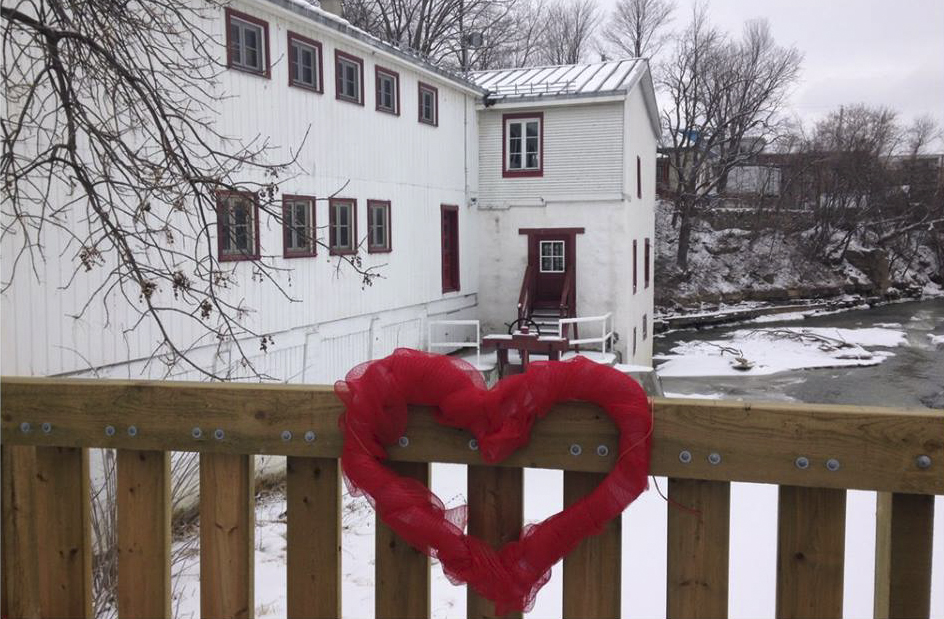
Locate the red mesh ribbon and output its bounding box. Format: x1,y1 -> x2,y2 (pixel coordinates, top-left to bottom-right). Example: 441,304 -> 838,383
336,348 -> 652,615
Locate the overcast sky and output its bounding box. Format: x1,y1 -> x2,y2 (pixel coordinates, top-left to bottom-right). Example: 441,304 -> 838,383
605,0 -> 944,148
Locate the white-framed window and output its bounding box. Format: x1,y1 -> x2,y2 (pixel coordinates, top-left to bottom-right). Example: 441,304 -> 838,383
282,196 -> 316,257
504,114 -> 542,175
217,192 -> 259,261
335,51 -> 363,104
418,82 -> 438,126
288,32 -> 322,92
329,198 -> 356,254
226,10 -> 268,76
539,240 -> 565,273
376,67 -> 399,115
367,200 -> 391,252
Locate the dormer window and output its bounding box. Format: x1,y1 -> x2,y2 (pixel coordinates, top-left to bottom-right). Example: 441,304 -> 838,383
335,51 -> 364,105
503,112 -> 543,177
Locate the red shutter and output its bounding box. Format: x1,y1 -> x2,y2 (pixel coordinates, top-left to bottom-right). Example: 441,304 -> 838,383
637,156 -> 642,199
632,240 -> 638,293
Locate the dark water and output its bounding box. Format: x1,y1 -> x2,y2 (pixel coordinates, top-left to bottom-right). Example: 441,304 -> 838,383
654,298 -> 944,409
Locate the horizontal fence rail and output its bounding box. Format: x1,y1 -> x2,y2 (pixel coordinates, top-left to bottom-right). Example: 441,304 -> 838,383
1,376 -> 941,619
2,377 -> 941,494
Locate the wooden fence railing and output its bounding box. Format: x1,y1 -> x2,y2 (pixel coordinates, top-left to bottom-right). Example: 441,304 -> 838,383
1,376 -> 941,619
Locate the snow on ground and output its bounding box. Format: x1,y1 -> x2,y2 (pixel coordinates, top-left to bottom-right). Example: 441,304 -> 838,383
170,464 -> 944,619
929,333 -> 944,347
655,326 -> 906,378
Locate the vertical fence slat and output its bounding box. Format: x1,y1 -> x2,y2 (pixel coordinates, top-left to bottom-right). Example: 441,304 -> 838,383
775,485 -> 845,619
286,456 -> 341,619
1,445 -> 41,618
666,478 -> 730,619
376,461 -> 430,619
562,471 -> 621,619
467,465 -> 523,619
201,453 -> 255,619
874,492 -> 934,619
34,446 -> 93,618
117,449 -> 171,618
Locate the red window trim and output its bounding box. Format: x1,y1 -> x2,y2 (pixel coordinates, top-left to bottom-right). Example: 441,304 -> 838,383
334,50 -> 364,105
328,197 -> 358,255
644,238 -> 651,288
632,239 -> 638,293
224,8 -> 271,79
217,191 -> 261,262
375,66 -> 400,116
287,31 -> 323,93
502,111 -> 544,178
282,194 -> 317,258
637,156 -> 642,199
441,204 -> 459,293
417,82 -> 439,126
366,199 -> 392,253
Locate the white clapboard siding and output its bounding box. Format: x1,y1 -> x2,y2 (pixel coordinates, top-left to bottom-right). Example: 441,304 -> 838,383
1,0 -> 481,378
477,101 -> 625,204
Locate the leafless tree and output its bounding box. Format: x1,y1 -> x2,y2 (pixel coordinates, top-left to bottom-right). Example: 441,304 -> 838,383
600,0 -> 675,59
468,0 -> 549,69
341,0 -> 524,69
660,7 -> 802,268
1,0 -> 379,380
904,114 -> 942,158
537,0 -> 601,65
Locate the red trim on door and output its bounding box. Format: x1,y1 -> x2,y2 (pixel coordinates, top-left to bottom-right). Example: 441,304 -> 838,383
502,111 -> 544,178
440,204 -> 459,293
518,227 -> 585,235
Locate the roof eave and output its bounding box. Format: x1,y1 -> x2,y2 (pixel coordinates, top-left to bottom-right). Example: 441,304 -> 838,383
479,89 -> 630,108
259,0 -> 487,95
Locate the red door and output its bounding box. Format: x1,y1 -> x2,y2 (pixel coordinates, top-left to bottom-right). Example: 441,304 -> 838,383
441,206 -> 459,292
530,234 -> 570,309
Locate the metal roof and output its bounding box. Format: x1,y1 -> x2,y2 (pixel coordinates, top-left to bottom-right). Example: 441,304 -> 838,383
471,59 -> 643,101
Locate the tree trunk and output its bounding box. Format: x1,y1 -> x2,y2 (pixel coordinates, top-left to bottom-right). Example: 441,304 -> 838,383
677,214 -> 692,270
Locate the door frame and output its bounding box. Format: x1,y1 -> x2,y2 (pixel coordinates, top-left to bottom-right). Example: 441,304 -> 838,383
519,227 -> 584,310
441,204 -> 460,293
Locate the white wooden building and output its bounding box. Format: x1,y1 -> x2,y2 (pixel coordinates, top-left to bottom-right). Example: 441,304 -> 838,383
1,0 -> 659,382
471,61 -> 660,366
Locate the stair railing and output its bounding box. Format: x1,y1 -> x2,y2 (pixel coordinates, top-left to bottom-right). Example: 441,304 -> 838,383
559,267 -> 576,339
517,264 -> 535,321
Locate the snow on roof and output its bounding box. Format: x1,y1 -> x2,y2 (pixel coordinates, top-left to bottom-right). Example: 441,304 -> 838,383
472,59 -> 643,101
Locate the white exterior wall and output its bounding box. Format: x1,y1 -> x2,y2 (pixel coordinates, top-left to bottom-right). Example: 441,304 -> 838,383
475,91 -> 657,364
1,0 -> 480,383
622,86 -> 658,365
477,101 -> 625,205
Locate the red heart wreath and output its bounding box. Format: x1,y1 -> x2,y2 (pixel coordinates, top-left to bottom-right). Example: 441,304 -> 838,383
336,348 -> 652,615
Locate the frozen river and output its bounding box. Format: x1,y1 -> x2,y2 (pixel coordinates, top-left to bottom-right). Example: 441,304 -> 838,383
655,297 -> 944,409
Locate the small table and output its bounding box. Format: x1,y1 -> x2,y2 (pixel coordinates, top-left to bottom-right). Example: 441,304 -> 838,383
482,332 -> 571,377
